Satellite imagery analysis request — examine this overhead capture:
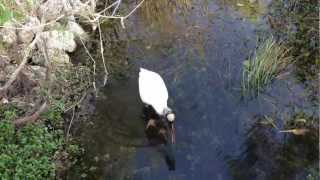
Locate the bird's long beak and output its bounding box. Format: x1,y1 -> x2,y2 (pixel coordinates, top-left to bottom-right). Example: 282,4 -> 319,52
171,123 -> 175,144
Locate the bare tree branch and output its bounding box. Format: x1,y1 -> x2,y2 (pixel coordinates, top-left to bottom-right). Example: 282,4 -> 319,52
0,15 -> 65,30
112,0 -> 122,16
0,36 -> 39,98
66,107 -> 75,142
79,37 -> 98,96
97,21 -> 109,86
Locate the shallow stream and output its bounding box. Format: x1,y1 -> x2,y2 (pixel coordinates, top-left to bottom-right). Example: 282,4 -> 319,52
70,0 -> 318,179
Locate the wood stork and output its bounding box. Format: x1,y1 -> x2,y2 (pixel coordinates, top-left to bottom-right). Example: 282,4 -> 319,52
138,68 -> 175,143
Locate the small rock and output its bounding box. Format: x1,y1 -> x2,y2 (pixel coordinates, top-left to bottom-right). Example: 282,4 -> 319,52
30,65 -> 47,80
0,21 -> 17,44
47,49 -> 70,64
0,56 -> 9,83
15,0 -> 41,16
31,50 -> 45,65
39,30 -> 77,52
25,16 -> 42,34
44,21 -> 63,31
1,98 -> 9,104
18,29 -> 34,43
0,72 -> 6,83
39,0 -> 64,21
0,56 -> 10,68
67,21 -> 87,40
5,64 -> 16,74
69,0 -> 95,14
10,97 -> 34,109
6,44 -> 25,64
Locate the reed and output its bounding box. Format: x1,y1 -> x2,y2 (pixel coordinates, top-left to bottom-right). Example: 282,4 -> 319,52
242,37 -> 292,96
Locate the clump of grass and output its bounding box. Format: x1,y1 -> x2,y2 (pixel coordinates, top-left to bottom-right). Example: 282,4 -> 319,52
0,0 -> 30,25
0,3 -> 13,25
241,37 -> 292,96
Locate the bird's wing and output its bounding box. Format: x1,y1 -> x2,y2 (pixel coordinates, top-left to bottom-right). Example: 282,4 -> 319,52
139,68 -> 168,114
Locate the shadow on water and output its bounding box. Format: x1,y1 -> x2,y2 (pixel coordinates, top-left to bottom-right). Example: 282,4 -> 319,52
142,105 -> 176,170
228,115 -> 318,180
69,0 -> 318,179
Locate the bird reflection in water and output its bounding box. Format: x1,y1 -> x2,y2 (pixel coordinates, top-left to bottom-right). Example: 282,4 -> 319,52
142,105 -> 176,171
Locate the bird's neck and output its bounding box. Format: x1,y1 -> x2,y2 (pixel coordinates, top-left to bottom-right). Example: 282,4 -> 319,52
163,107 -> 171,116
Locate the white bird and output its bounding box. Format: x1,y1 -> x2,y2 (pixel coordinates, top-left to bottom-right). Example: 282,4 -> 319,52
138,68 -> 176,143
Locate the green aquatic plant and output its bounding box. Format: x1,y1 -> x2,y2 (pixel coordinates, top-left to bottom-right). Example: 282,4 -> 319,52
139,0 -> 191,33
241,37 -> 292,96
307,165 -> 319,180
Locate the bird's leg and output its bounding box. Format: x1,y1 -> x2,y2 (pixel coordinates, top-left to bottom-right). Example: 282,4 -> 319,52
146,118 -> 156,129
159,128 -> 166,136
159,128 -> 168,143
171,123 -> 175,144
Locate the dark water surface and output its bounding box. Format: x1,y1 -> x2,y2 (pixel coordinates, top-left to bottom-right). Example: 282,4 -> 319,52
72,0 -> 318,179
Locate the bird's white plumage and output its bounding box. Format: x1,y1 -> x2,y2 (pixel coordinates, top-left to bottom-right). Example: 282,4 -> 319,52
139,68 -> 168,115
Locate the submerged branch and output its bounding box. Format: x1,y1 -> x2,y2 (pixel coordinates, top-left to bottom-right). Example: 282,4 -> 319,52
88,0 -> 145,28
279,128 -> 310,135
13,102 -> 47,128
